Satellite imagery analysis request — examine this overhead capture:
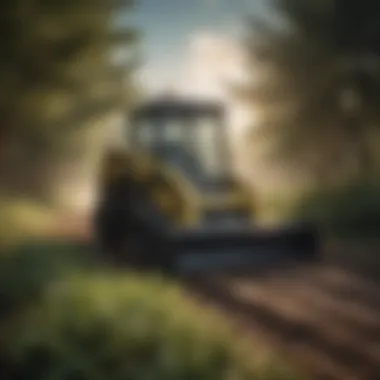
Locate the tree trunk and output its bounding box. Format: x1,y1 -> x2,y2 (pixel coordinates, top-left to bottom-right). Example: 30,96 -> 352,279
346,115 -> 373,182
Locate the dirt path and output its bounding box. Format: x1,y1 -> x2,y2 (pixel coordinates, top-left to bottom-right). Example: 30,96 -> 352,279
185,263 -> 380,380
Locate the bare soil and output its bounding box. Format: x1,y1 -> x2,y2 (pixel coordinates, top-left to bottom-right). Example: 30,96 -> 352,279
185,261 -> 380,380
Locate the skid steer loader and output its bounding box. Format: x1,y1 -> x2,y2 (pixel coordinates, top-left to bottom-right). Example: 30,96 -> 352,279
94,97 -> 318,274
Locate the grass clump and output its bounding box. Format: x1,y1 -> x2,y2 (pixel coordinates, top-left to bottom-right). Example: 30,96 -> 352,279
0,196 -> 56,248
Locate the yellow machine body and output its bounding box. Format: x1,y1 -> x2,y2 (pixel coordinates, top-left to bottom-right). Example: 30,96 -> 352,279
100,143 -> 254,228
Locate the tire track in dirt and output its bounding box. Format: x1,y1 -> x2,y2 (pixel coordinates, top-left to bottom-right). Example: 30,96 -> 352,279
185,263 -> 380,380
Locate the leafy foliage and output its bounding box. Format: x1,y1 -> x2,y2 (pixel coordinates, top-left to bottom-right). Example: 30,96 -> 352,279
0,0 -> 139,202
293,181 -> 380,237
243,0 -> 380,182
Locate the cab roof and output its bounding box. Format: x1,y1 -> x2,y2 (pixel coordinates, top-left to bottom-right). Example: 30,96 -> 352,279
132,98 -> 225,120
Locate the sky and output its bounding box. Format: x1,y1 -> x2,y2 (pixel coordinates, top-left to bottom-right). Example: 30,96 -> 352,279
125,0 -> 269,99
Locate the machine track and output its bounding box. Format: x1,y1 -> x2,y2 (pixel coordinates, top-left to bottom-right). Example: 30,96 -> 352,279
184,263 -> 380,380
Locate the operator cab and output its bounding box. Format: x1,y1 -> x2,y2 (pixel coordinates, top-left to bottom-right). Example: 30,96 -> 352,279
129,98 -> 233,193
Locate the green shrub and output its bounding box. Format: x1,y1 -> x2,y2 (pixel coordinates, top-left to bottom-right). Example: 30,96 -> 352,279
4,273 -> 302,380
0,240 -> 97,319
293,181 -> 380,238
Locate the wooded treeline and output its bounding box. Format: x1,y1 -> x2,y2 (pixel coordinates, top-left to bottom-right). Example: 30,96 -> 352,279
240,0 -> 380,233
0,0 -> 138,212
